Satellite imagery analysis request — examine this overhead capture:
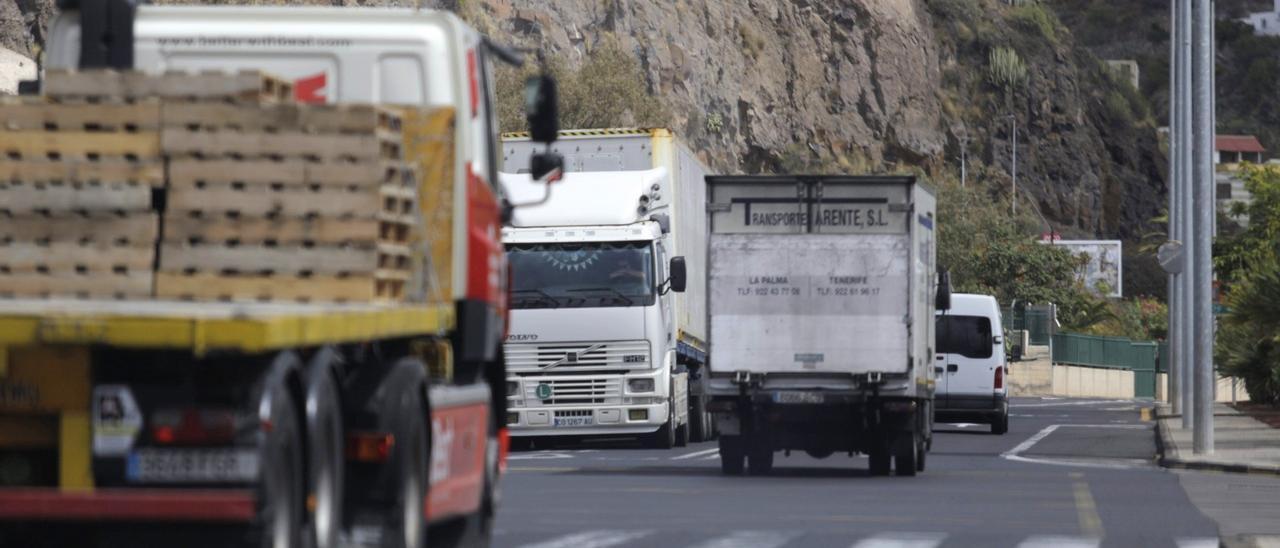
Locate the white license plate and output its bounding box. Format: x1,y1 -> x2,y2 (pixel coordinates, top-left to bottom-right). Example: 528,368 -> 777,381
774,391 -> 824,404
553,416 -> 593,427
127,448 -> 259,483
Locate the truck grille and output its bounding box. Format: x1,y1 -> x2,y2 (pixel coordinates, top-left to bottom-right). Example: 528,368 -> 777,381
524,377 -> 622,406
505,341 -> 650,373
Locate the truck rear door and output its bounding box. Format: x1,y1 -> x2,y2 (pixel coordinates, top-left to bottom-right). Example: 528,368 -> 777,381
706,176 -> 915,378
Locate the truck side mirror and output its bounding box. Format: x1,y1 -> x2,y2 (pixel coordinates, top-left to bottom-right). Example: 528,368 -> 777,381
667,256 -> 687,294
936,270 -> 952,311
524,74 -> 559,144
529,151 -> 564,182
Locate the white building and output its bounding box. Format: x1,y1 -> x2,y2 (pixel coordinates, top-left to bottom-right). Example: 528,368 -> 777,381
1243,0 -> 1280,36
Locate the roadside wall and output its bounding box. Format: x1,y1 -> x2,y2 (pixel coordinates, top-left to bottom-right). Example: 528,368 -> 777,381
1155,373 -> 1252,403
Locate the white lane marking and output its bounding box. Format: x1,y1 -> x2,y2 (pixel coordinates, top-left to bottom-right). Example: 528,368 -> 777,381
1012,400 -> 1130,408
671,447 -> 721,460
688,530 -> 799,548
517,530 -> 652,548
701,451 -> 721,460
1001,424 -> 1151,470
1015,536 -> 1099,548
1175,539 -> 1221,548
507,452 -> 573,461
941,423 -> 981,428
851,531 -> 946,548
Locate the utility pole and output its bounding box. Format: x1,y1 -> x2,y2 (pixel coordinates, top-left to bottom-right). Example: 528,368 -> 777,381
1192,0 -> 1215,454
1180,0 -> 1196,432
1009,115 -> 1018,214
1167,0 -> 1181,415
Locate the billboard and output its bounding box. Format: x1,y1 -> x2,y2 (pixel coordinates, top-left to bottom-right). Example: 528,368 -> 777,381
1049,240 -> 1123,298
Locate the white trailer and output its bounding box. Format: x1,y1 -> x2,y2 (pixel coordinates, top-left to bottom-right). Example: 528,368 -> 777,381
499,129 -> 715,445
705,175 -> 945,476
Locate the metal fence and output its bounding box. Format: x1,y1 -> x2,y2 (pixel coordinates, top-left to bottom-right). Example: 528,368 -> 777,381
1002,304 -> 1055,346
1051,332 -> 1161,398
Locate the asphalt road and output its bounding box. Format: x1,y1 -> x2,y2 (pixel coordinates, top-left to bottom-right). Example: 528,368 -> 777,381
493,397 -> 1221,548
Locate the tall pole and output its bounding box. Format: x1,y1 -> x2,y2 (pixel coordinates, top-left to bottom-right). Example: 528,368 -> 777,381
1168,0 -> 1181,413
1192,0 -> 1215,454
1010,116 -> 1018,214
1180,0 -> 1196,431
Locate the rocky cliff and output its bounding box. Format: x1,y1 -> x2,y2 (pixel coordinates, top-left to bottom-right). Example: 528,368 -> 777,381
2,0 -> 1167,243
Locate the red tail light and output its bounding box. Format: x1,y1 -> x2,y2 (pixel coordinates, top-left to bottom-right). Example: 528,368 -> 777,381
994,366 -> 1005,390
346,432 -> 395,463
467,49 -> 479,118
498,427 -> 510,474
150,408 -> 238,445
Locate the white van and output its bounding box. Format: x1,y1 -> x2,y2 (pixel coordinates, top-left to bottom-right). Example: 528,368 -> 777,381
935,293 -> 1009,434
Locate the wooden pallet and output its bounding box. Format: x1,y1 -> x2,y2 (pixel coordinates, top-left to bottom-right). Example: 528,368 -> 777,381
0,180 -> 154,214
161,102 -> 401,134
0,131 -> 161,162
158,243 -> 409,276
0,272 -> 153,300
1,242 -> 154,274
161,129 -> 401,163
0,214 -> 158,246
154,271 -> 406,303
0,98 -> 162,132
0,159 -> 163,186
161,215 -> 389,247
167,159 -> 400,188
44,70 -> 293,104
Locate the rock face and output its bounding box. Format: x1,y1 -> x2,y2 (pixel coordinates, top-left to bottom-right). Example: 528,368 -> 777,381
11,0 -> 1166,242
474,0 -> 947,176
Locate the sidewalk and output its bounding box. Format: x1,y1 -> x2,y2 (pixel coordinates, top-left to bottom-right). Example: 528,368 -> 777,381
1156,403 -> 1280,548
1156,403 -> 1280,475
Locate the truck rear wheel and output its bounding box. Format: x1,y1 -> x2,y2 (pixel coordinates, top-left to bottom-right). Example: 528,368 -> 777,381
303,352 -> 343,548
746,438 -> 774,476
894,443 -> 918,477
868,448 -> 891,476
718,435 -> 745,475
257,378 -> 304,548
384,368 -> 429,548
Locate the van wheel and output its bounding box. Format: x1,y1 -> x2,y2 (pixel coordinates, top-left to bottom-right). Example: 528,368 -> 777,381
991,409 -> 1009,435
718,435 -> 745,475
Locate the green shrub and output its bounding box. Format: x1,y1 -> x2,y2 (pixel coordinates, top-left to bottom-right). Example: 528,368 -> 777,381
1010,3 -> 1058,45
987,47 -> 1029,93
495,36 -> 669,133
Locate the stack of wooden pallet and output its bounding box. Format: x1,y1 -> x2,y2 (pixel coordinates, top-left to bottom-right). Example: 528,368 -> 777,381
0,69 -> 418,303
0,78 -> 165,299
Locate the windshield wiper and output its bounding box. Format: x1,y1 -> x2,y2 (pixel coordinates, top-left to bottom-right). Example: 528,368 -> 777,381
566,287 -> 635,306
512,289 -> 561,308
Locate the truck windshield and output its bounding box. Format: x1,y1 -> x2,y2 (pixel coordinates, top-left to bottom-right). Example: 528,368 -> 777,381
507,241 -> 656,309
935,315 -> 994,359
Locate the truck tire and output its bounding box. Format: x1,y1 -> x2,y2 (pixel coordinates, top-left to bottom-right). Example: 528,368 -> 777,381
303,351 -> 343,548
675,418 -> 690,447
894,441 -> 918,477
688,394 -> 707,442
718,435 -> 745,475
868,448 -> 891,476
916,440 -> 927,472
385,372 -> 430,548
647,400 -> 677,449
257,378 -> 305,548
746,437 -> 774,476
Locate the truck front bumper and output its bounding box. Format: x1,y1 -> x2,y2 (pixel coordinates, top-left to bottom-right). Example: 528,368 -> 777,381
0,488 -> 254,521
506,401 -> 668,437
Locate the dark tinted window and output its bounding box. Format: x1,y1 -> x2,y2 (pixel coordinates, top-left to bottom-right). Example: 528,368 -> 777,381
936,315 -> 994,359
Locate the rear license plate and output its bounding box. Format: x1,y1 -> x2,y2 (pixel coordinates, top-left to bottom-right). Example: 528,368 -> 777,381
126,448 -> 259,483
774,391 -> 824,404
553,416 -> 593,427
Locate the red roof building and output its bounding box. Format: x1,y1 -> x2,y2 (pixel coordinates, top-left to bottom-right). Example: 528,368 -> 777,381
1215,134 -> 1265,164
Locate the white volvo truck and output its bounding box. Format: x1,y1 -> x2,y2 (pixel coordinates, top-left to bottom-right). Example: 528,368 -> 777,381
499,129 -> 713,448
705,175 -> 948,476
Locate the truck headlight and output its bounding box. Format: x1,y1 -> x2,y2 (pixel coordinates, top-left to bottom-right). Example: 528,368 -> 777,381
627,378 -> 655,393
506,381 -> 519,397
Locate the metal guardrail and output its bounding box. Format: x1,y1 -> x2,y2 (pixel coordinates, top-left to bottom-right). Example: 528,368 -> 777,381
1051,332 -> 1161,398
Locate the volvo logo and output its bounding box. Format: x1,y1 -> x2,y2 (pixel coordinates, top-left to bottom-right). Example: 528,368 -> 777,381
507,334 -> 538,342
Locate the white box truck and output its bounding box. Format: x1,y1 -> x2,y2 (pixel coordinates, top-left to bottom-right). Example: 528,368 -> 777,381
704,175 -> 947,476
499,129 -> 714,447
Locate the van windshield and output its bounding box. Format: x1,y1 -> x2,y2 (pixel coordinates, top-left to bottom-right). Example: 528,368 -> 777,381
507,241 -> 656,309
936,315 -> 994,359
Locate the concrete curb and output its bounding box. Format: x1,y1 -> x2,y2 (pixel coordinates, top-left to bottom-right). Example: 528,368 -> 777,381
1155,413 -> 1280,477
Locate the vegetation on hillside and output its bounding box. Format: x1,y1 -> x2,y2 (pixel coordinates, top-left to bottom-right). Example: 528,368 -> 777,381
1214,165 -> 1280,403
494,37 -> 669,134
